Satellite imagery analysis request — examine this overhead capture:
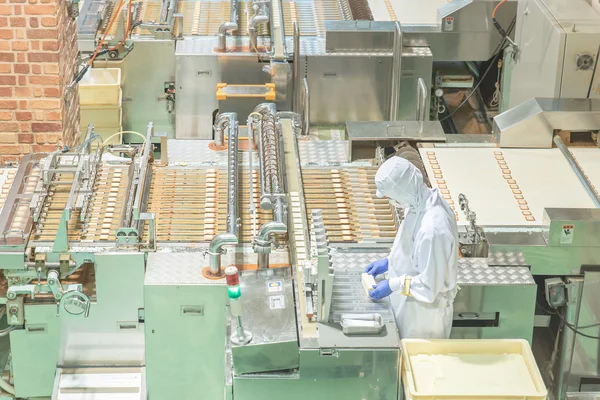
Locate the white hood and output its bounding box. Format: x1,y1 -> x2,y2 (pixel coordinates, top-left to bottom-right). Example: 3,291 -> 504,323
375,156 -> 431,211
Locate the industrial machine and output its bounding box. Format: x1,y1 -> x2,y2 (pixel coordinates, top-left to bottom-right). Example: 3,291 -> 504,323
1,0 -> 600,399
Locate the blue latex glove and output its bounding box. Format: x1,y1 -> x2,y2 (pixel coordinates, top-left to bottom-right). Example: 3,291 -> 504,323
365,258 -> 388,277
370,280 -> 393,300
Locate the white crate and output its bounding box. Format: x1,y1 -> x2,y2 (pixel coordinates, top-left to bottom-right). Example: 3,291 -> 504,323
79,68 -> 121,106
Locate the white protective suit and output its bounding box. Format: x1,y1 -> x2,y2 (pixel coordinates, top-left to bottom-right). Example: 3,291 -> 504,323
375,157 -> 459,339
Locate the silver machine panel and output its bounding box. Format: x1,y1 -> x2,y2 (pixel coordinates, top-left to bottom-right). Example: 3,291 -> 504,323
509,0 -> 600,107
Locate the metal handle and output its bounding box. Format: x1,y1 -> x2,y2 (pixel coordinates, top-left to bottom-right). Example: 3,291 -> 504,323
302,78 -> 310,136
416,78 -> 427,121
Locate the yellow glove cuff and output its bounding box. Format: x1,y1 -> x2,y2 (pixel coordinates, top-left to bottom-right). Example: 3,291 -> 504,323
402,276 -> 412,296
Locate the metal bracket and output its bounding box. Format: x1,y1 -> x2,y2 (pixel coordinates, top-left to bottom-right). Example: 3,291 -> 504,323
115,228 -> 140,246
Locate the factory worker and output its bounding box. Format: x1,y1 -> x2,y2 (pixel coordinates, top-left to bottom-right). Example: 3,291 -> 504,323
365,156 -> 459,339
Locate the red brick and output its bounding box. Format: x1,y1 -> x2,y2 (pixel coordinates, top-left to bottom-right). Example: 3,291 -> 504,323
46,110 -> 60,120
44,132 -> 63,144
11,40 -> 28,51
0,145 -> 21,155
0,29 -> 11,39
43,63 -> 58,74
33,87 -> 42,97
14,87 -> 29,97
0,87 -> 10,97
0,5 -> 10,14
0,111 -> 11,120
0,17 -> 6,27
40,16 -> 55,27
33,144 -> 59,152
0,63 -> 8,73
19,122 -> 29,132
27,52 -> 58,62
0,52 -> 14,62
0,123 -> 19,132
16,53 -> 24,62
15,111 -> 30,121
23,4 -> 53,13
13,64 -> 28,74
30,40 -> 38,50
0,100 -> 17,109
29,75 -> 58,85
43,87 -> 59,98
9,0 -> 26,3
12,5 -> 20,14
18,133 -> 33,143
18,100 -> 26,109
27,28 -> 56,39
14,28 -> 23,39
29,16 -> 37,27
9,16 -> 24,26
29,99 -> 59,110
0,75 -> 15,85
41,40 -> 57,51
17,75 -> 25,85
0,42 -> 8,51
30,64 -> 40,74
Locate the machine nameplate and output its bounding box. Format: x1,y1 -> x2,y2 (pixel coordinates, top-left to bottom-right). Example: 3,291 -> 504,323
267,281 -> 283,293
560,224 -> 574,245
269,295 -> 285,310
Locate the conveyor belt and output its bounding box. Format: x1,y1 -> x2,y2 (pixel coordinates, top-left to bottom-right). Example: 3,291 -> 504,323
302,168 -> 397,242
100,0 -> 346,37
145,167 -> 273,242
420,147 -> 597,226
0,168 -> 17,213
33,166 -> 130,242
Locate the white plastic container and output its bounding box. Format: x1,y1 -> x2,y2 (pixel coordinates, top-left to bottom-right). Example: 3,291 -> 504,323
80,105 -> 122,128
401,339 -> 547,400
78,68 -> 121,106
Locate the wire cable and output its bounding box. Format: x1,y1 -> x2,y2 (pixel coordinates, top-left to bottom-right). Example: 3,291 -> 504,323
438,17 -> 515,123
109,0 -> 134,51
537,300 -> 600,340
587,42 -> 600,98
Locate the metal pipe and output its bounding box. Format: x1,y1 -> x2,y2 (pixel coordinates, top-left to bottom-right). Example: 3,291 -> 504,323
209,113 -> 240,275
416,78 -> 427,121
390,21 -> 402,121
248,10 -> 269,51
269,0 -> 287,60
213,112 -> 236,147
293,21 -> 300,112
254,103 -> 276,115
554,135 -> 600,207
217,0 -> 239,52
255,196 -> 287,268
302,78 -> 310,136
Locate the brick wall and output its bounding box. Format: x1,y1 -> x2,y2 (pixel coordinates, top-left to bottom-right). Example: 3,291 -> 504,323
0,0 -> 80,163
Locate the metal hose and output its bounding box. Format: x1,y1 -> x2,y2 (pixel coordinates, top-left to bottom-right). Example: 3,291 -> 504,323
208,113 -> 240,274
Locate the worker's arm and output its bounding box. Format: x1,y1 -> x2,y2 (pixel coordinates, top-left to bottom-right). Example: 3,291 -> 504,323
388,231 -> 452,303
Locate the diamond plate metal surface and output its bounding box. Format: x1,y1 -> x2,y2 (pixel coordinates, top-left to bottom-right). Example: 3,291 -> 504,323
167,139 -> 258,166
146,252 -> 222,285
330,251 -> 534,286
298,141 -> 349,164
486,251 -> 528,266
146,249 -> 291,285
458,258 -> 535,285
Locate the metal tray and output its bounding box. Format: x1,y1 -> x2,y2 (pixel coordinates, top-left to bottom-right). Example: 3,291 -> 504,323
340,313 -> 384,335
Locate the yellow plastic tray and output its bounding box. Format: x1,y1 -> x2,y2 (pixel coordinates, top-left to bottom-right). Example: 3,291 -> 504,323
401,339 -> 547,400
